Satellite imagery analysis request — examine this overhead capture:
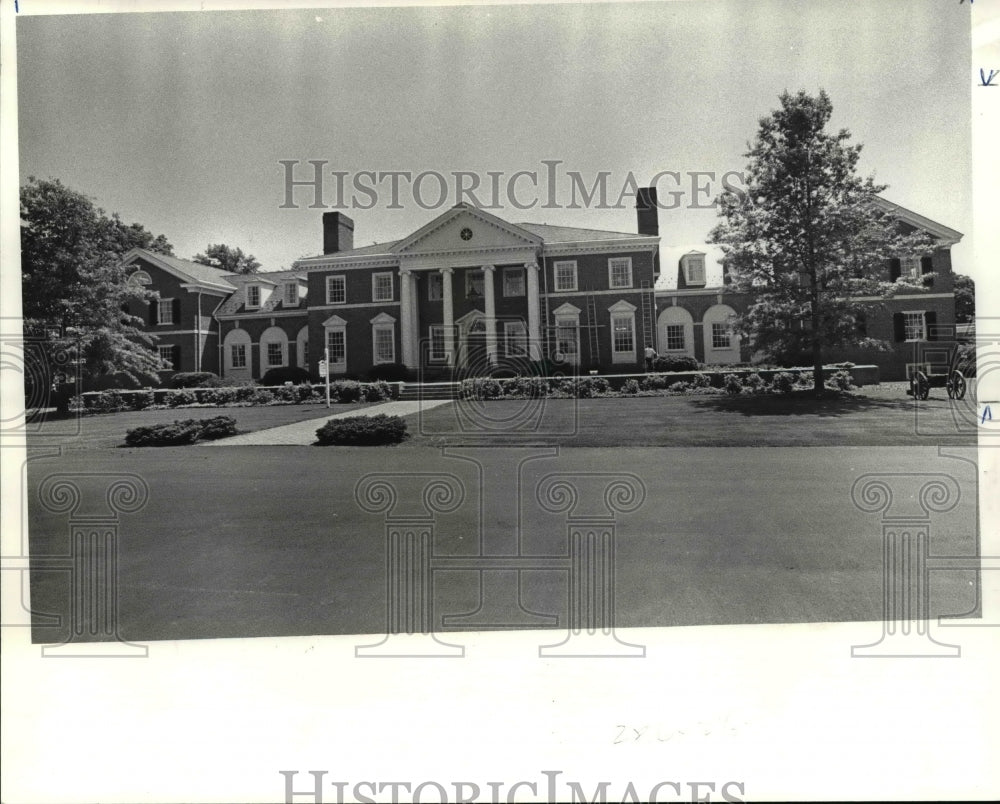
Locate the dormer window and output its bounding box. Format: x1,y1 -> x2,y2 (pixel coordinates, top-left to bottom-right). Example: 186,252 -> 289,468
246,285 -> 261,309
682,254 -> 706,286
284,282 -> 299,306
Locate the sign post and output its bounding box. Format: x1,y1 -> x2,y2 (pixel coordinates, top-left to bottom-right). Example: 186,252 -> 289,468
320,350 -> 330,408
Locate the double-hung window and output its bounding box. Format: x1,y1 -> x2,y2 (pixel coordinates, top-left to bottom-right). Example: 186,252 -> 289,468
554,261 -> 578,292
326,276 -> 346,304
608,257 -> 632,289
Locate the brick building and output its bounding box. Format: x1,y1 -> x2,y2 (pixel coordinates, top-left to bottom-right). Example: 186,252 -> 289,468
123,193 -> 963,383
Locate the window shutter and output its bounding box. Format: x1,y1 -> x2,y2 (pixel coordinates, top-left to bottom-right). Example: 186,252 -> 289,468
889,258 -> 901,282
921,256 -> 934,287
149,300 -> 158,326
172,345 -> 181,371
892,312 -> 905,342
173,298 -> 181,323
925,311 -> 937,341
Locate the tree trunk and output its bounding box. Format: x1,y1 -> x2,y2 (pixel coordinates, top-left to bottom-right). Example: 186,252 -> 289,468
813,339 -> 824,397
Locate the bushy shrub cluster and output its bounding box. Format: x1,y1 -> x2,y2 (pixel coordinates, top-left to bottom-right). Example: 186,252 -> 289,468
620,378 -> 641,396
825,370 -> 855,392
772,372 -> 796,394
652,354 -> 701,372
260,366 -> 312,386
124,416 -> 237,447
723,373 -> 744,396
169,372 -> 223,388
315,414 -> 408,446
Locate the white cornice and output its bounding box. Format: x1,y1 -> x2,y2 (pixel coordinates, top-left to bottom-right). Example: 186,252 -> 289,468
873,197 -> 964,244
392,204 -> 543,254
542,238 -> 659,257
216,310 -> 308,321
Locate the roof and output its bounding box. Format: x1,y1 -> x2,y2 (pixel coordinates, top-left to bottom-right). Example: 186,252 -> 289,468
129,249 -> 237,289
296,240 -> 402,263
517,222 -> 655,243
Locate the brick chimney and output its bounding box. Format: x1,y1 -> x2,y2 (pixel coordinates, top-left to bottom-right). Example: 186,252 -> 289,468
323,212 -> 355,254
636,187 -> 659,237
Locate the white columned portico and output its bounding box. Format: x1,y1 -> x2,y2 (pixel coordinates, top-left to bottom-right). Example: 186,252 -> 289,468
526,261 -> 542,360
441,267 -> 455,366
399,269 -> 414,368
482,264 -> 497,366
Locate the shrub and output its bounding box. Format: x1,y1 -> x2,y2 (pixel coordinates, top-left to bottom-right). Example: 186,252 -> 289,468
772,372 -> 796,394
723,373 -> 744,396
796,371 -> 814,388
249,389 -> 275,405
88,390 -> 129,413
167,390 -> 197,407
744,373 -> 766,393
689,373 -> 711,388
125,416 -> 236,447
641,374 -> 670,391
667,381 -> 690,393
462,378 -> 503,400
653,354 -> 700,373
169,372 -> 221,389
332,380 -> 362,403
295,382 -> 315,403
620,378 -> 640,396
366,363 -> 412,382
508,376 -> 547,398
362,381 -> 392,402
315,414 -> 408,446
205,387 -> 239,406
130,391 -> 155,410
826,370 -> 855,392
260,366 -> 312,386
195,416 -> 238,440
271,385 -> 298,403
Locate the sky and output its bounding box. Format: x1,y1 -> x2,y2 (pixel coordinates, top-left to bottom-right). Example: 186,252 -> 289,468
15,0 -> 973,277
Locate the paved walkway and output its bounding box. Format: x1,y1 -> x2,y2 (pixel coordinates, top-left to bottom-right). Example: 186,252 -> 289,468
202,399 -> 453,446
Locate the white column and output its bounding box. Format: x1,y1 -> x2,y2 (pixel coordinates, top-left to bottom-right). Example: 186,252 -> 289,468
483,265 -> 497,366
526,261 -> 542,360
410,274 -> 420,366
399,269 -> 414,368
441,268 -> 455,366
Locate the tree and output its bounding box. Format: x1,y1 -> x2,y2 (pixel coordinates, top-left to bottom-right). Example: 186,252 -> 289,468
193,243 -> 261,274
709,90 -> 934,395
20,176 -> 175,387
953,274 -> 974,324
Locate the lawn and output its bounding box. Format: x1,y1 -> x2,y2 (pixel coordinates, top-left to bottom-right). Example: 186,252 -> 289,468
24,402 -> 377,450
25,445 -> 979,643
412,382 -> 978,447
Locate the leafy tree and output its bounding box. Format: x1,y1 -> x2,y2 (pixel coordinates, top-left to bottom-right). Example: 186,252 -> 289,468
953,274 -> 974,324
193,243 -> 261,274
709,90 -> 934,395
20,176 -> 174,387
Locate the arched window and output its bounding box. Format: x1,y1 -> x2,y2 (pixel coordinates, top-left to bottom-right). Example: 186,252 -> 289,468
702,304 -> 740,364
657,305 -> 695,357
223,328 -> 252,378
260,326 -> 289,370
295,326 -> 309,370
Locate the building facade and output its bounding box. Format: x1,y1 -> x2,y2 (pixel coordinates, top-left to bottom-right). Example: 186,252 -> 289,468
122,193 -> 963,384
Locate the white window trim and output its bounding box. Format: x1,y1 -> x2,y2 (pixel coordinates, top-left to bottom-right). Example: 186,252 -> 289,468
157,345 -> 176,369
663,323 -> 686,352
903,310 -> 928,342
465,268 -> 485,298
610,312 -> 637,363
128,270 -> 152,286
157,298 -> 175,326
372,272 -> 394,303
710,321 -> 733,350
428,325 -> 447,362
607,257 -> 633,289
325,327 -> 348,371
372,324 -> 396,365
553,260 -> 578,292
503,267 -> 526,297
230,342 -> 248,370
901,257 -> 922,280
284,283 -> 299,306
264,340 -> 286,368
326,275 -> 347,305
683,255 -> 706,286
245,285 -> 261,310
503,320 -> 528,357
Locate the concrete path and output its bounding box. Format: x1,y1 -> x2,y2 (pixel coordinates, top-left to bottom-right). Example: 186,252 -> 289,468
202,399 -> 453,445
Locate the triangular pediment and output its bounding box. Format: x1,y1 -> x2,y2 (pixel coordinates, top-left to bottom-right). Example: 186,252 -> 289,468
392,205 -> 542,255
322,314 -> 348,328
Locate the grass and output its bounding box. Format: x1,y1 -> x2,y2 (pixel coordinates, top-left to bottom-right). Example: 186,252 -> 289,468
411,382 -> 979,448
25,403 -> 377,450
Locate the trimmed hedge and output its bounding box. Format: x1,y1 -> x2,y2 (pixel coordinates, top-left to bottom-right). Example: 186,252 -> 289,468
169,372 -> 222,388
124,416 -> 237,447
261,366 -> 312,386
315,414 -> 408,446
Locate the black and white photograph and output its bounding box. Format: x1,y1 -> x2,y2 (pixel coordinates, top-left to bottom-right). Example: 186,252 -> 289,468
1,1 -> 997,802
